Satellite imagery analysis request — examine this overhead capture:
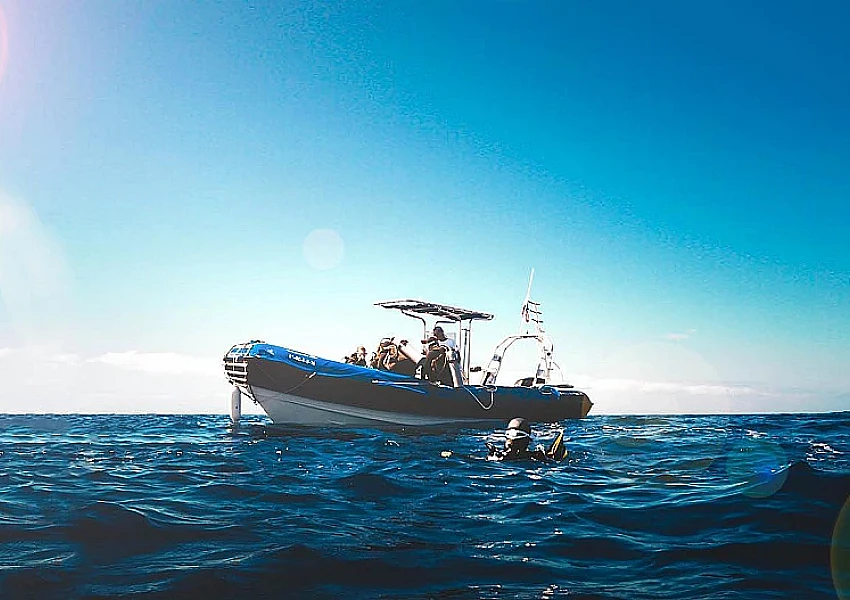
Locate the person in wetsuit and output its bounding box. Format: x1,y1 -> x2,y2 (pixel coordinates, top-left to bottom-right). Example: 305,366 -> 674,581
486,417 -> 567,462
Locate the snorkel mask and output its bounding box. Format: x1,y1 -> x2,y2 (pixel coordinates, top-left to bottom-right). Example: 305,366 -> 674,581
504,423 -> 531,450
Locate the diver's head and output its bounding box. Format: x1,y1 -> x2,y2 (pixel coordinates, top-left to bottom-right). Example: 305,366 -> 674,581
505,417 -> 531,451
432,326 -> 446,339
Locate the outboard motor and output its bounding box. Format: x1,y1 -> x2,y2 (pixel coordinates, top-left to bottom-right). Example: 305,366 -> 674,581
230,387 -> 242,425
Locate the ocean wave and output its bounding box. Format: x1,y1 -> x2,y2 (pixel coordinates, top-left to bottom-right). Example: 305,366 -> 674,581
0,413 -> 846,599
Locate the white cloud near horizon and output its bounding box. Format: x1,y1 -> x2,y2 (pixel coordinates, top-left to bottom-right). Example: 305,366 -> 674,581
0,346 -> 246,414
663,328 -> 697,341
570,374 -> 763,397
564,373 -> 841,415
88,350 -> 221,377
0,344 -> 844,415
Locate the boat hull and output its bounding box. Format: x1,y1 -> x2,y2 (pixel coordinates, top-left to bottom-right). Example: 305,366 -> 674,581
225,342 -> 592,427
253,387 -> 486,427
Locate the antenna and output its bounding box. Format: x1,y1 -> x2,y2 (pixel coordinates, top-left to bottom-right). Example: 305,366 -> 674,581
520,268 -> 535,334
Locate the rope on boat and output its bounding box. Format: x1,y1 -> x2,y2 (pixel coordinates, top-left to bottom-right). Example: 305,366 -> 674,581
254,359 -> 318,395
243,383 -> 257,403
463,384 -> 496,410
283,371 -> 317,394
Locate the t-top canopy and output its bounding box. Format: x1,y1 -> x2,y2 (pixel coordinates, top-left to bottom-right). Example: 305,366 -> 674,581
375,299 -> 494,322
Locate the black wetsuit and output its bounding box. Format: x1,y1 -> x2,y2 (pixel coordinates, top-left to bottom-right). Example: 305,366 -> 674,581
486,443 -> 551,462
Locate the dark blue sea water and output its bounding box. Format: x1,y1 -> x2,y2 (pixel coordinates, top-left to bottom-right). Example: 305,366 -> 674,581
0,413 -> 848,600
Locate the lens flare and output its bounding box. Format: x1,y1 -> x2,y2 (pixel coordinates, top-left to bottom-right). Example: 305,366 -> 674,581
0,5 -> 8,86
302,228 -> 344,270
0,191 -> 72,343
725,437 -> 789,498
594,416 -> 728,486
834,496 -> 850,600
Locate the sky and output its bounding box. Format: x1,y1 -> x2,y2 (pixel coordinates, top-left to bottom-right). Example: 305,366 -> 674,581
0,0 -> 848,415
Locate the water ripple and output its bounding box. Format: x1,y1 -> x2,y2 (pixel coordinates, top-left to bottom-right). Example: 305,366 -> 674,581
0,412 -> 846,599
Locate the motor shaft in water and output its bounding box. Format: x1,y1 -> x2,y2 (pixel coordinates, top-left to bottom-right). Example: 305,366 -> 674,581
230,387 -> 241,425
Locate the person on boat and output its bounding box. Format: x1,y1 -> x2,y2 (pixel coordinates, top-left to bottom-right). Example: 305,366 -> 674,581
486,417 -> 567,462
372,338 -> 397,369
354,346 -> 368,366
418,326 -> 456,382
344,346 -> 369,366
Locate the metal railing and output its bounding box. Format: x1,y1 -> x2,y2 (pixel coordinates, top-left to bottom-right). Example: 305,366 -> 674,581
223,341 -> 263,386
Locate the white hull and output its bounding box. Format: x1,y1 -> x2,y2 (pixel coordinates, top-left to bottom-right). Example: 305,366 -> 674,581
252,386 -> 479,427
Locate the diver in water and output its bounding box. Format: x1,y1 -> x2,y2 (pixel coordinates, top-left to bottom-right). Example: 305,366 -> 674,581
486,417 -> 567,462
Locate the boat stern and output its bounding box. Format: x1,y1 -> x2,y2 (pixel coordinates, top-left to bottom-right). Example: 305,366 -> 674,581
580,393 -> 594,418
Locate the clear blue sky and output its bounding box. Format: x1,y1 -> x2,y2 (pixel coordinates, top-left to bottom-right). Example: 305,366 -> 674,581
0,0 -> 848,413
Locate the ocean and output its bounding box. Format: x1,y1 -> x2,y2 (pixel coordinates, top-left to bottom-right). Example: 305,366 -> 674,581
0,412 -> 847,600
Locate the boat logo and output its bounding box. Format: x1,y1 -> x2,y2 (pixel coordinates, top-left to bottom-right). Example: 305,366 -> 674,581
288,353 -> 316,367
